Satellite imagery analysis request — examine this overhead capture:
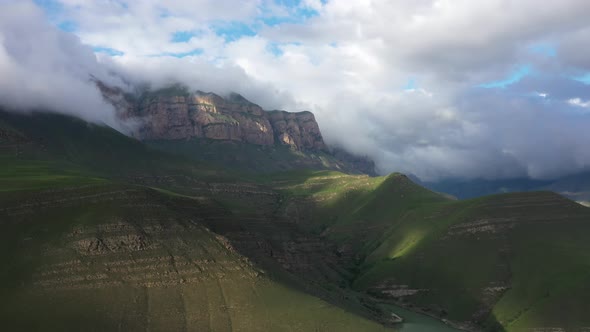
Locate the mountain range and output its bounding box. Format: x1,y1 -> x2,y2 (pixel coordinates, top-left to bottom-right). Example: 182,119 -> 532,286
1,84 -> 590,332
421,173 -> 590,205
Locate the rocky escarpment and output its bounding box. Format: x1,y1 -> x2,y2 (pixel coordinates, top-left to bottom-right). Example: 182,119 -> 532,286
267,110 -> 325,150
99,83 -> 375,174
102,84 -> 326,151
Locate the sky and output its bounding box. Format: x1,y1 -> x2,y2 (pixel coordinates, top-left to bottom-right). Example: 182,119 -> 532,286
2,0 -> 590,181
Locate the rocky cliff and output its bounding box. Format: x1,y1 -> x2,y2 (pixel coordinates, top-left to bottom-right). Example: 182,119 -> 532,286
102,84 -> 325,151
266,110 -> 325,150
100,83 -> 374,174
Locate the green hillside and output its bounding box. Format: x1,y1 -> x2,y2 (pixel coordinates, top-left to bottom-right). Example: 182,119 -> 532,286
0,182 -> 394,332
146,137 -> 373,175
0,112 -> 398,331
2,110 -> 590,331
270,171 -> 590,331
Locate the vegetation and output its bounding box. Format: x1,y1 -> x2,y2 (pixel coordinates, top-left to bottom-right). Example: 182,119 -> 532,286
0,112 -> 394,332
147,138 -> 368,175
270,171 -> 590,331
2,110 -> 590,331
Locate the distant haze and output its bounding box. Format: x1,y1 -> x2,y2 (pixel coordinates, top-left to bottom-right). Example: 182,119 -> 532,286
2,0 -> 590,181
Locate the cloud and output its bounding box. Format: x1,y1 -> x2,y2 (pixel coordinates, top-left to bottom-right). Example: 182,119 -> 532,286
102,52 -> 298,110
0,1 -> 295,129
0,1 -> 128,130
568,98 -> 590,108
5,0 -> 590,182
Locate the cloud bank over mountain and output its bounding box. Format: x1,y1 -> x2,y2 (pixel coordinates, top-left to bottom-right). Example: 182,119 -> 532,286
2,0 -> 590,181
0,2 -> 126,129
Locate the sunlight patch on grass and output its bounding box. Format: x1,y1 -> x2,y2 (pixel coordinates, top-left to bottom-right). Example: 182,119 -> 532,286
388,228 -> 427,259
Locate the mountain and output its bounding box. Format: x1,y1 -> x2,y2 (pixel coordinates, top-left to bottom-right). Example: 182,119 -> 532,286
422,172 -> 590,204
420,177 -> 552,200
0,110 -> 449,331
262,171 -> 590,331
100,83 -> 376,175
2,108 -> 590,332
0,111 -> 394,331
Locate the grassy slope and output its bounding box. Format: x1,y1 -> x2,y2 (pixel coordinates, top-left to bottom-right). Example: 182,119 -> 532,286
270,171 -> 590,331
4,111 -> 590,331
0,184 -> 391,332
0,111 -> 230,181
0,112 -> 393,332
146,137 -> 367,175
267,171 -> 448,257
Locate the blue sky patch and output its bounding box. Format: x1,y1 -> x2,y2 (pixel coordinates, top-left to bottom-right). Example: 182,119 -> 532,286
529,43 -> 557,57
171,31 -> 196,43
93,47 -> 125,56
478,65 -> 532,88
404,78 -> 417,90
33,0 -> 63,17
213,22 -> 257,42
267,42 -> 284,56
152,49 -> 204,58
34,0 -> 73,30
572,73 -> 590,85
258,0 -> 320,27
260,8 -> 319,26
266,41 -> 302,56
275,0 -> 300,7
57,21 -> 77,32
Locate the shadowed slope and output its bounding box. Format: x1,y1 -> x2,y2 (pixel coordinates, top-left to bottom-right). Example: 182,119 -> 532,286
0,111 -> 396,331
0,181 -> 393,332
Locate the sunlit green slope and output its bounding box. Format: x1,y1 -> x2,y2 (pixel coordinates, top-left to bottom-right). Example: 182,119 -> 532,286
271,171 -> 590,331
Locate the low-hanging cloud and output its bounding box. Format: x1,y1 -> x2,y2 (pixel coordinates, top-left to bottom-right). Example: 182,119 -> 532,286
0,2 -> 127,130
100,54 -> 299,112
0,1 -> 295,133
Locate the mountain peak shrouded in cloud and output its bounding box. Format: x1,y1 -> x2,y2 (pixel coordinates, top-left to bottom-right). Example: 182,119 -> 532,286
3,0 -> 590,181
0,1 -> 128,130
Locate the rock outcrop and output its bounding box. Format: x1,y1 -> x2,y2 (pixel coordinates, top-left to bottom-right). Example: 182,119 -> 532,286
99,83 -> 375,175
103,84 -> 325,151
330,147 -> 377,176
267,110 -> 325,150
135,92 -> 277,145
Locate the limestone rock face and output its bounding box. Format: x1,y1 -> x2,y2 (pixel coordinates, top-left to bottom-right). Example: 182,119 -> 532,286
97,83 -> 376,174
103,86 -> 327,151
267,111 -> 326,150
135,93 -> 275,146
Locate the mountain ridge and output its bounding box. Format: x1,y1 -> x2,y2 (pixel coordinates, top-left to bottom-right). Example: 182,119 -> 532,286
3,110 -> 590,331
101,83 -> 324,150
99,82 -> 376,175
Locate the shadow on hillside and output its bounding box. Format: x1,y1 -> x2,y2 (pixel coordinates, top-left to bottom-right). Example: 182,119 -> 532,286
268,172 -> 506,330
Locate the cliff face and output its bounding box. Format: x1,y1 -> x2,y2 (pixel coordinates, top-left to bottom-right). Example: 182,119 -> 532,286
100,84 -> 374,174
103,85 -> 325,151
137,93 -> 273,144
267,110 -> 325,151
